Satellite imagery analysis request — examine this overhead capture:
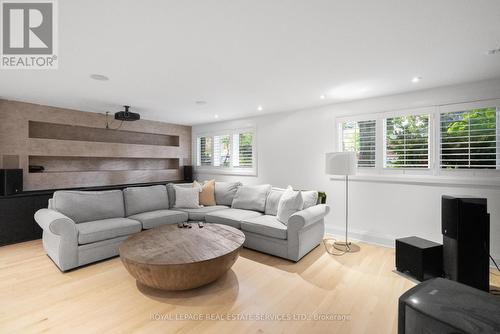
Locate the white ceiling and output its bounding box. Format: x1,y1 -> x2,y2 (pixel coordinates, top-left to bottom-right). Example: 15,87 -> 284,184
1,0 -> 500,125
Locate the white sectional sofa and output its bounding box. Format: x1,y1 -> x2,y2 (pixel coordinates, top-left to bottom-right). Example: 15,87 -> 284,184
35,182 -> 329,271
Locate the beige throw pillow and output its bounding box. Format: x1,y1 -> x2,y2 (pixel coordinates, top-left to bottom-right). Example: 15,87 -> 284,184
194,180 -> 216,206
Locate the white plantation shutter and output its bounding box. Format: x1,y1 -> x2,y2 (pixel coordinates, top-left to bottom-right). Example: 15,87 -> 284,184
341,120 -> 376,167
196,129 -> 256,173
237,132 -> 253,168
213,135 -> 231,167
197,136 -> 212,166
440,107 -> 498,169
385,114 -> 430,168
232,134 -> 240,167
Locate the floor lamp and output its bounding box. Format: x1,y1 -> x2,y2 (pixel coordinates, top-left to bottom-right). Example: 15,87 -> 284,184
325,152 -> 357,254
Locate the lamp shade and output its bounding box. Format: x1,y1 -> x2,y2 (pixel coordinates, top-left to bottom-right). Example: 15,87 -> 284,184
325,152 -> 357,176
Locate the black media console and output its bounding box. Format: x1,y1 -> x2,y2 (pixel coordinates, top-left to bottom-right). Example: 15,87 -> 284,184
0,180 -> 182,246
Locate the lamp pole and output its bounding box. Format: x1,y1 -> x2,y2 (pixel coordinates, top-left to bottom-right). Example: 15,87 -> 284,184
345,174 -> 350,250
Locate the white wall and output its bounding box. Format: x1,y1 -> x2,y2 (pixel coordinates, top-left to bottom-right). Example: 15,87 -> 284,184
193,78 -> 500,263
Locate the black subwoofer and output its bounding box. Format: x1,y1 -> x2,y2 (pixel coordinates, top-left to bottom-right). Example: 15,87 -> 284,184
0,169 -> 23,196
396,236 -> 443,281
442,195 -> 490,292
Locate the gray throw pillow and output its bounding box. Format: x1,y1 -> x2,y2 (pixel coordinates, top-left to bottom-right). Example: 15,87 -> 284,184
231,184 -> 272,212
215,181 -> 242,206
265,188 -> 285,216
173,185 -> 201,209
301,190 -> 319,209
277,186 -> 304,225
166,183 -> 193,208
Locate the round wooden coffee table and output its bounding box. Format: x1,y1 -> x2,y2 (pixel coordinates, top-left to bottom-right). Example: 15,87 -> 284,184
119,223 -> 245,291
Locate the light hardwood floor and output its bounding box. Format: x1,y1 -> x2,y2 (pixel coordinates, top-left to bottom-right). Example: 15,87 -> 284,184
0,240 -> 498,334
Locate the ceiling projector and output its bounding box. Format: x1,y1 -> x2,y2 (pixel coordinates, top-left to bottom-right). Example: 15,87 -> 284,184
114,105 -> 140,121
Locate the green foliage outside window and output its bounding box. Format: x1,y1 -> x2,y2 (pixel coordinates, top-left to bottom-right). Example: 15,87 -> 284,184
386,115 -> 429,168
441,107 -> 497,169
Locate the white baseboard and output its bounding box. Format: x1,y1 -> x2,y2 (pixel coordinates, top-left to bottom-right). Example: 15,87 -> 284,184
325,225 -> 500,270
325,225 -> 396,249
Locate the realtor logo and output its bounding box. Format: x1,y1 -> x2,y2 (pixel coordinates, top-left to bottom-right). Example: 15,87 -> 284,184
1,0 -> 58,69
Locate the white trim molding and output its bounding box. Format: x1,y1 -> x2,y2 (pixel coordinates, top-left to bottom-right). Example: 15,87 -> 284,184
334,98 -> 500,179
193,126 -> 257,176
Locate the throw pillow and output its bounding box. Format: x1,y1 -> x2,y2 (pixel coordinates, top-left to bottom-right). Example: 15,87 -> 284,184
193,180 -> 216,206
174,185 -> 201,209
264,188 -> 285,216
277,186 -> 304,225
301,190 -> 319,209
214,181 -> 242,205
166,183 -> 193,208
231,184 -> 272,212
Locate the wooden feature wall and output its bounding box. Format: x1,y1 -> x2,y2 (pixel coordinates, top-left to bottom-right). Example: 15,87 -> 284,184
0,99 -> 191,190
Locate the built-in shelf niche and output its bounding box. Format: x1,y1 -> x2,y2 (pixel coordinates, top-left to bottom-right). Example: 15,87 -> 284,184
29,121 -> 180,147
29,156 -> 179,173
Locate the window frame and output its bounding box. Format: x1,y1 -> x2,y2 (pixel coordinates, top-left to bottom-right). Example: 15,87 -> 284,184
337,118 -> 377,169
335,99 -> 500,178
193,127 -> 257,176
436,100 -> 500,178
382,107 -> 434,173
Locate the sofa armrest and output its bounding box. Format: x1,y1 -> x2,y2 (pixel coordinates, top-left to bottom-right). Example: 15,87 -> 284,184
288,204 -> 330,230
35,209 -> 79,271
35,209 -> 77,237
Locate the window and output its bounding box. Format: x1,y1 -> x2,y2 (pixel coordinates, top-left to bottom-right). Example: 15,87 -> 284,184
195,128 -> 256,175
214,135 -> 231,167
197,136 -> 212,166
385,114 -> 430,168
340,120 -> 376,167
233,132 -> 254,168
440,107 -> 498,169
337,100 -> 500,177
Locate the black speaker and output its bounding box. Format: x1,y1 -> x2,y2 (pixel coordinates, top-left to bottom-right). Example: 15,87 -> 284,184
396,236 -> 443,282
183,165 -> 193,182
442,195 -> 490,291
0,169 -> 23,196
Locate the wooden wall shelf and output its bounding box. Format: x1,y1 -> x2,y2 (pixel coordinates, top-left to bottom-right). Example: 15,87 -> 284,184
0,99 -> 191,191
29,156 -> 179,173
29,121 -> 180,147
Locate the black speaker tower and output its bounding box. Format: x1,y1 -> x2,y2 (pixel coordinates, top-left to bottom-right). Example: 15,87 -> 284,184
441,195 -> 490,291
0,169 -> 23,196
183,165 -> 193,182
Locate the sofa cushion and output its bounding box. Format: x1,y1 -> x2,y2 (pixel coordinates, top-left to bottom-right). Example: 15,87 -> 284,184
277,186 -> 304,225
241,215 -> 288,240
123,185 -> 169,216
215,181 -> 242,206
205,208 -> 262,229
194,180 -> 216,206
128,210 -> 188,229
166,183 -> 192,208
53,190 -> 125,223
265,188 -> 285,216
76,218 -> 141,245
232,184 -> 271,212
175,205 -> 229,221
302,190 -> 319,209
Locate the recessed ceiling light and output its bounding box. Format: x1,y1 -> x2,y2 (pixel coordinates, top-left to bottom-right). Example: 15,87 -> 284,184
90,74 -> 109,81
411,76 -> 422,83
257,105 -> 263,111
195,100 -> 207,105
320,94 -> 326,100
214,114 -> 219,119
